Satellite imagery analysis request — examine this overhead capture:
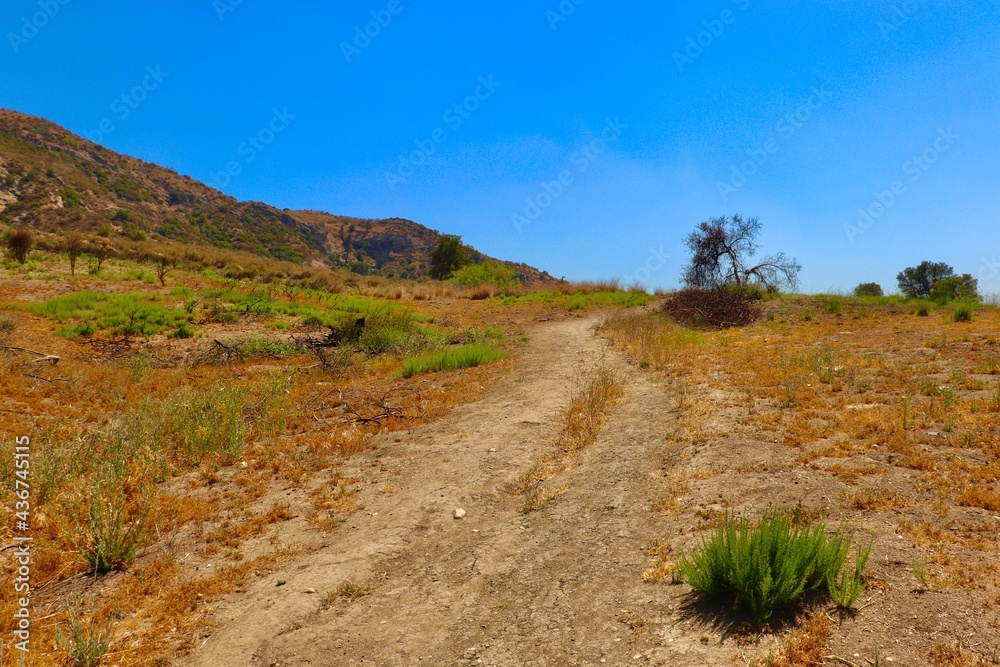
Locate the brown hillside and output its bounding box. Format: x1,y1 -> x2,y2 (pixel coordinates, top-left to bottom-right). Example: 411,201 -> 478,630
0,108 -> 552,282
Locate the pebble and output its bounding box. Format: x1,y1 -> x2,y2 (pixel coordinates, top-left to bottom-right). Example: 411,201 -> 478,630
304,588 -> 317,594
454,508 -> 467,519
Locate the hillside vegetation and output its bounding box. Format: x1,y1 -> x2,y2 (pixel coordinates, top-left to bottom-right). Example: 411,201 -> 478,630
0,109 -> 551,282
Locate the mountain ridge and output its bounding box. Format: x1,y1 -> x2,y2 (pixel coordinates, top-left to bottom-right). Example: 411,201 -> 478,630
0,108 -> 553,283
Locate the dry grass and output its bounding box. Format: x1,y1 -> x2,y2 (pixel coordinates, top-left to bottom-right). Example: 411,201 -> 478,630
752,614 -> 832,667
0,250 -> 552,667
601,295 -> 1000,662
513,363 -> 624,513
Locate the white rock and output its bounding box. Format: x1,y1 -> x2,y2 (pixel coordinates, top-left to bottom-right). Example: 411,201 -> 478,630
454,508 -> 467,519
304,588 -> 317,594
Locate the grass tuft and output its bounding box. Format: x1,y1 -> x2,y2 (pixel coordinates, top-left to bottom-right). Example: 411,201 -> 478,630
399,344 -> 507,378
679,510 -> 869,621
55,599 -> 117,667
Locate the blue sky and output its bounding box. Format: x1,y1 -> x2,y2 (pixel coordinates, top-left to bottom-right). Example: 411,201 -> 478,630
2,1 -> 999,292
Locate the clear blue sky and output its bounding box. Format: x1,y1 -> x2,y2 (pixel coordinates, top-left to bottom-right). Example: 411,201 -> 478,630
2,1 -> 999,292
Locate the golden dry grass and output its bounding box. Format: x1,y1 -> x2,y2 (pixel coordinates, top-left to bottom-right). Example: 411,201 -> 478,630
514,364 -> 624,512
602,296 -> 1000,664
0,249 -> 595,666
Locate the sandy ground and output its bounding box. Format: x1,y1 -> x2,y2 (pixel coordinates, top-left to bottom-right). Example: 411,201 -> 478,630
180,313 -> 742,667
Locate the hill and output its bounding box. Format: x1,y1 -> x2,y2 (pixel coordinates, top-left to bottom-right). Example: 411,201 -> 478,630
0,108 -> 552,282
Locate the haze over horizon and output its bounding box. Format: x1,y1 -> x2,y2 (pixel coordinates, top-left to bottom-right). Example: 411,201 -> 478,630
3,0 -> 999,293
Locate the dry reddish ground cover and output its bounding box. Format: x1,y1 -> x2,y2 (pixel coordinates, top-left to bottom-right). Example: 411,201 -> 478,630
0,251 -> 628,666
602,297 -> 1000,665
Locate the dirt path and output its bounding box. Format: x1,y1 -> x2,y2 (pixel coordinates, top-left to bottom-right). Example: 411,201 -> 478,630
183,314 -> 735,667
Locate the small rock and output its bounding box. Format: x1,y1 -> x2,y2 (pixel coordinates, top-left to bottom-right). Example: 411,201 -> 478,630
304,588 -> 317,594
454,508 -> 467,519
239,461 -> 248,469
489,448 -> 496,452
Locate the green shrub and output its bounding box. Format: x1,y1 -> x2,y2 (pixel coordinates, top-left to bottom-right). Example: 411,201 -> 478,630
399,344 -> 507,378
679,510 -> 869,621
358,310 -> 418,355
30,292 -> 189,338
952,302 -> 976,322
450,261 -> 518,290
169,322 -> 195,339
853,282 -> 883,297
823,298 -> 843,315
68,469 -> 151,574
930,274 -> 979,305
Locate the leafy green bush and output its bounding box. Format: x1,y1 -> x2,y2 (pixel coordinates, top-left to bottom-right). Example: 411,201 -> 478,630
399,344 -> 507,378
931,274 -> 980,305
853,282 -> 883,297
679,510 -> 869,621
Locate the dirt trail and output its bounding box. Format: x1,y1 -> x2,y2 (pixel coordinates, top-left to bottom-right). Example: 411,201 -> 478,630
184,314 -> 734,667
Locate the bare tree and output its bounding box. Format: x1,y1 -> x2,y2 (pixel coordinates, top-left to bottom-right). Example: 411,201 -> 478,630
87,241 -> 113,274
681,215 -> 801,292
154,254 -> 173,286
66,234 -> 83,276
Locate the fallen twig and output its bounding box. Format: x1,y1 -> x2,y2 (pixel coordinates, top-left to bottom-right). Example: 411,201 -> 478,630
1,345 -> 60,364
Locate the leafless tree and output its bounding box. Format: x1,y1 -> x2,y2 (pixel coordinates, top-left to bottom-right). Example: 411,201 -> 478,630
681,215 -> 801,292
66,234 -> 83,276
88,241 -> 113,274
154,254 -> 173,286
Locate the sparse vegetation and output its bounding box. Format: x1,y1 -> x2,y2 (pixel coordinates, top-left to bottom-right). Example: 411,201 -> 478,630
55,599 -> 117,667
399,344 -> 507,378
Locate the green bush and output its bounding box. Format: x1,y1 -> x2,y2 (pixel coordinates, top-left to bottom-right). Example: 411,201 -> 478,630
169,322 -> 195,339
823,298 -> 843,315
358,310 -> 419,355
399,344 -> 507,378
952,302 -> 977,322
450,261 -> 518,290
853,282 -> 883,297
679,510 -> 869,621
931,274 -> 980,305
